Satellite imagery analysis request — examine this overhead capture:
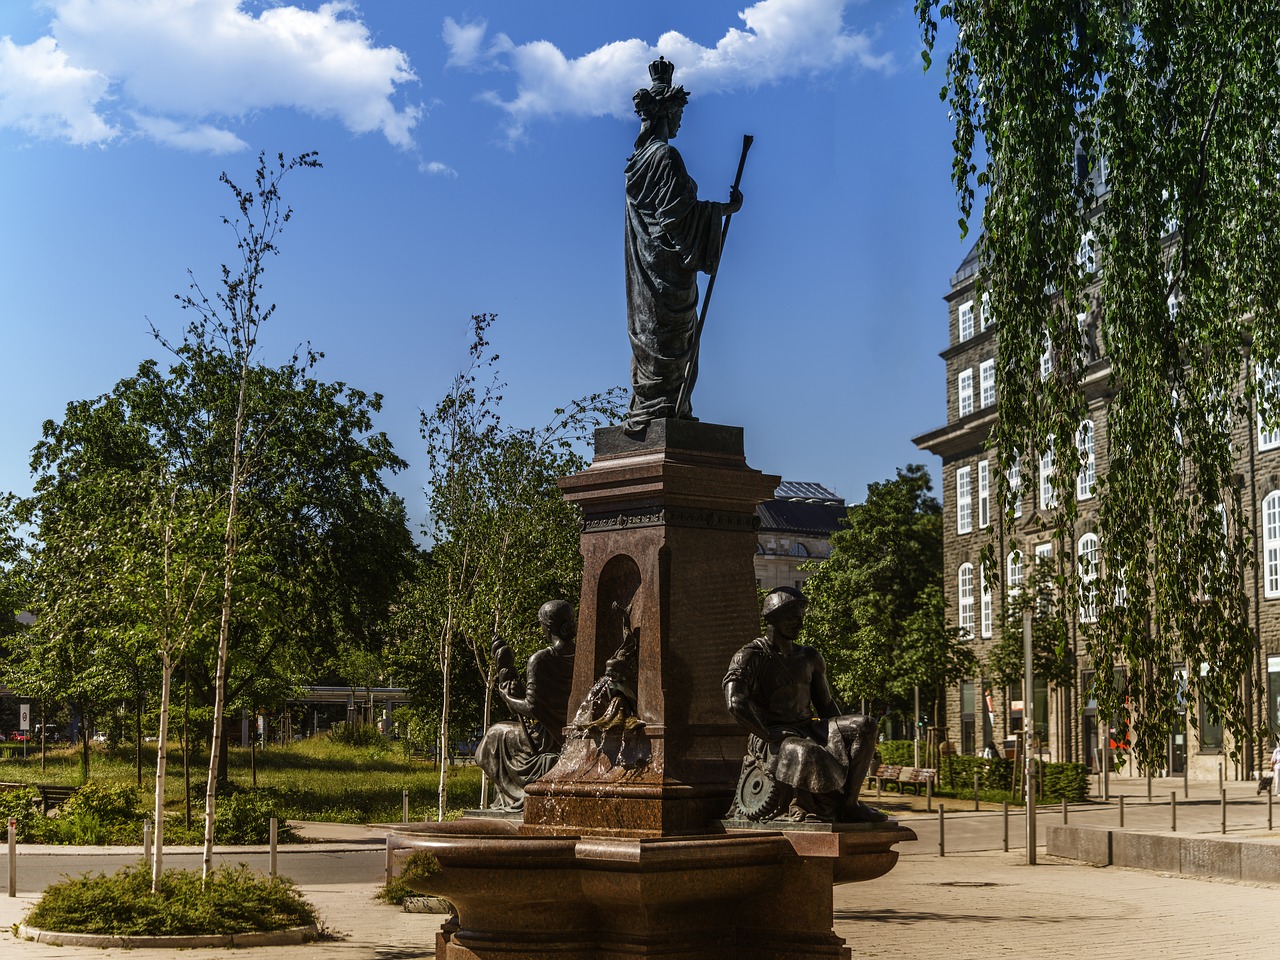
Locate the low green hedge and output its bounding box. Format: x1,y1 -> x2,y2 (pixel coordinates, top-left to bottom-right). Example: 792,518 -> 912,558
874,740 -> 1090,803
24,863 -> 317,936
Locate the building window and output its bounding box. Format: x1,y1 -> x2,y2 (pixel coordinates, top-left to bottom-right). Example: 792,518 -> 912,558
977,460 -> 990,529
1198,663 -> 1223,751
980,359 -> 996,408
1078,532 -> 1099,623
1077,419 -> 1096,500
1039,441 -> 1057,509
980,291 -> 993,330
957,466 -> 972,534
1264,491 -> 1280,598
1008,455 -> 1023,519
1259,367 -> 1280,451
958,563 -> 974,635
958,368 -> 974,417
1007,550 -> 1024,593
980,566 -> 993,638
1077,231 -> 1097,274
1040,334 -> 1053,379
958,299 -> 975,342
789,542 -> 809,558
1035,542 -> 1053,564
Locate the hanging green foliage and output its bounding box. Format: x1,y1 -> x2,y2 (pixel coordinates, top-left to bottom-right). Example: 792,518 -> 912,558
918,4 -> 1280,771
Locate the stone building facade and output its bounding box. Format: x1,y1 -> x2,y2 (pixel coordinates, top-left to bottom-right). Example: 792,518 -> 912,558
753,481 -> 846,593
915,240 -> 1280,782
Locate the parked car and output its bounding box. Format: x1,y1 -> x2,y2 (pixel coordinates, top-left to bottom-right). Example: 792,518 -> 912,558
9,731 -> 29,743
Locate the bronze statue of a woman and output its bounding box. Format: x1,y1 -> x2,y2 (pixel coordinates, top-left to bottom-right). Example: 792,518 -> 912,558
623,57 -> 742,434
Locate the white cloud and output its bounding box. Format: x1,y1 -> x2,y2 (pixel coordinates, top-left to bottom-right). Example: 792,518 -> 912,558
0,36 -> 115,144
457,0 -> 893,139
442,17 -> 487,69
420,160 -> 457,178
1,0 -> 421,151
132,114 -> 248,154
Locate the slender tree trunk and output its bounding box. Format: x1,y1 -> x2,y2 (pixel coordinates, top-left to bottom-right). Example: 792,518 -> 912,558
79,708 -> 90,783
153,655 -> 173,892
39,700 -> 46,773
437,603 -> 453,822
136,674 -> 144,787
202,361 -> 249,883
183,661 -> 192,830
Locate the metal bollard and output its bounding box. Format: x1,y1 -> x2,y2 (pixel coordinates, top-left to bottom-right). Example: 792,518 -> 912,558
1002,801 -> 1009,852
926,777 -> 933,813
938,804 -> 945,857
403,788 -> 409,824
1221,789 -> 1227,835
143,817 -> 152,867
1268,790 -> 1273,832
385,836 -> 395,885
974,773 -> 980,811
876,775 -> 881,800
1171,792 -> 1177,832
1062,798 -> 1068,823
1119,795 -> 1125,828
269,817 -> 278,879
7,817 -> 16,897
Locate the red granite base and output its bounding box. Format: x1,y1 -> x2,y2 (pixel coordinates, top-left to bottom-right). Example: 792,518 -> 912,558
395,819 -> 915,959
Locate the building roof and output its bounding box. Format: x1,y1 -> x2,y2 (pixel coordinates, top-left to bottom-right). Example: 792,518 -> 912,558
757,482 -> 847,537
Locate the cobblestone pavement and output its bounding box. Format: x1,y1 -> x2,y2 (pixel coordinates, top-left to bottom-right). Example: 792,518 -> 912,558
838,849 -> 1274,960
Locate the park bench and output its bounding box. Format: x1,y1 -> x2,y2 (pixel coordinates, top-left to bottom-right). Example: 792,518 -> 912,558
35,784 -> 78,814
868,765 -> 938,795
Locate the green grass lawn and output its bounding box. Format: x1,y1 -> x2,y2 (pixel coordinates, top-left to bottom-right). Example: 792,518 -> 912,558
0,736 -> 484,825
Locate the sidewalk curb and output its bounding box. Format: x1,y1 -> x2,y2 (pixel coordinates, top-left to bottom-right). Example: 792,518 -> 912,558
15,923 -> 319,948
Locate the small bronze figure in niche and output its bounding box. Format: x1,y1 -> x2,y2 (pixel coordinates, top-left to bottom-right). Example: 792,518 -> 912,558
571,601 -> 641,735
475,600 -> 577,811
724,587 -> 885,823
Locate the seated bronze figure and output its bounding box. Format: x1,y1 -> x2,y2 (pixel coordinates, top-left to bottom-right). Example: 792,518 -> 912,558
723,587 -> 884,823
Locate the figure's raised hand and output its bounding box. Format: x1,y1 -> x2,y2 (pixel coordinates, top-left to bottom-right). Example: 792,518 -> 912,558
727,185 -> 743,215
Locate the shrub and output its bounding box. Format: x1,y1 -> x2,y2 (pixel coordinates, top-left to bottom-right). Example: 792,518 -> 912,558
873,740 -> 1089,803
24,863 -> 317,936
328,722 -> 388,749
378,849 -> 442,905
43,784 -> 147,845
0,787 -> 42,842
213,788 -> 298,845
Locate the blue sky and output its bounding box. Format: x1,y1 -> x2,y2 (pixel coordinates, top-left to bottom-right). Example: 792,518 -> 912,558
0,0 -> 970,535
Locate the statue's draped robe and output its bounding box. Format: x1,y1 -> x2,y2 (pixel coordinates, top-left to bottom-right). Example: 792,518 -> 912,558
476,646 -> 575,811
723,638 -> 865,797
624,137 -> 725,430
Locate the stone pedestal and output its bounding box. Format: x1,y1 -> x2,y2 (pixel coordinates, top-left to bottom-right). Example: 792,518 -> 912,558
396,818 -> 916,960
522,420 -> 778,837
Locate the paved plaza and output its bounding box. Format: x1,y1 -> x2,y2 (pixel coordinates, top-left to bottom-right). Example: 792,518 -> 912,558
0,778 -> 1274,960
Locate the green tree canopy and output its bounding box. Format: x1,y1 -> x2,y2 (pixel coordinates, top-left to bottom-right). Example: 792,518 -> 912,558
918,4 -> 1279,768
801,464 -> 974,718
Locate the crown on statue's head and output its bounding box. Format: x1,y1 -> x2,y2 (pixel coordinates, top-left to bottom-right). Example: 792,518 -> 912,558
648,56 -> 675,88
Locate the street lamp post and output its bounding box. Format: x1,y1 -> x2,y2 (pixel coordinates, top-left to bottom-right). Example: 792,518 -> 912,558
1024,609 -> 1036,865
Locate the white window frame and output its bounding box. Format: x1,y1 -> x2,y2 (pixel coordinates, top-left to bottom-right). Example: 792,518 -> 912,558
1077,419 -> 1096,500
1035,542 -> 1053,564
1040,334 -> 1053,380
958,368 -> 974,417
977,460 -> 990,529
980,291 -> 993,330
958,299 -> 975,342
1039,441 -> 1057,510
958,563 -> 974,635
980,359 -> 996,408
980,566 -> 993,638
1007,550 -> 1024,594
956,465 -> 972,535
1008,455 -> 1023,519
1259,367 -> 1280,451
1265,491 -> 1280,598
1078,532 -> 1099,623
1077,230 -> 1097,274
